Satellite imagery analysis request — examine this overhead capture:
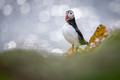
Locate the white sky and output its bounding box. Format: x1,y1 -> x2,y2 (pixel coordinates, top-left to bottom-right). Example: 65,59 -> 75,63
0,0 -> 120,53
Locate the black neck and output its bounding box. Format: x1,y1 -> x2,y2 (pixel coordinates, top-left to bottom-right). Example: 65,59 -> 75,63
67,18 -> 77,27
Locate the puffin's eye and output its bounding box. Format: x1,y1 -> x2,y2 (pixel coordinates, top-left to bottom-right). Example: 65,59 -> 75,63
70,12 -> 72,14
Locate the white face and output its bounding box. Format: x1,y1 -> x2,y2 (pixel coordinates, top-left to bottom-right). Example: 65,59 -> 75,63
65,10 -> 74,21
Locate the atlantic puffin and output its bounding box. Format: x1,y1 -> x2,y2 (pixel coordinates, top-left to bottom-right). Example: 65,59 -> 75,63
62,10 -> 88,53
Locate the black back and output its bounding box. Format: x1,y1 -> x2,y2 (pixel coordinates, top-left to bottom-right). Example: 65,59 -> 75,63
67,18 -> 88,45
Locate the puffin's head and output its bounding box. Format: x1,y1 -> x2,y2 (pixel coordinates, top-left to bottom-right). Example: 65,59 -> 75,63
65,10 -> 74,21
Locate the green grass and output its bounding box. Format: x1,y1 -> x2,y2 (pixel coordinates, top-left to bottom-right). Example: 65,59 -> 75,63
0,29 -> 120,80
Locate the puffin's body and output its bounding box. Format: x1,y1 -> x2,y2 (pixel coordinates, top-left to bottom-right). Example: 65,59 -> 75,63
62,10 -> 88,53
62,22 -> 80,47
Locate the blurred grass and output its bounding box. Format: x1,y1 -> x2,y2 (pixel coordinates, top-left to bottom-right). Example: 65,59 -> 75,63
0,29 -> 120,80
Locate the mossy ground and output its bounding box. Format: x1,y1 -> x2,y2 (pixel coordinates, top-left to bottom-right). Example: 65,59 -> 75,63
0,29 -> 120,80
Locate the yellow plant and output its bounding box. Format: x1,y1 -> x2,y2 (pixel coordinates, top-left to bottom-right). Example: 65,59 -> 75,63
89,24 -> 108,48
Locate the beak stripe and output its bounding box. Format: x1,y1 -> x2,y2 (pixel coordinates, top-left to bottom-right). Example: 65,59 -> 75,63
65,14 -> 68,21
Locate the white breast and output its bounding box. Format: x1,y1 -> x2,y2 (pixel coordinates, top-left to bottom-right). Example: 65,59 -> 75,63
62,23 -> 80,46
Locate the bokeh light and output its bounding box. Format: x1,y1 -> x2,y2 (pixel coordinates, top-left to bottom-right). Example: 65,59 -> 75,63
20,3 -> 31,14
51,5 -> 59,16
4,41 -> 17,50
51,4 -> 69,16
17,0 -> 26,5
51,48 -> 63,54
3,4 -> 13,16
39,10 -> 50,22
58,4 -> 69,16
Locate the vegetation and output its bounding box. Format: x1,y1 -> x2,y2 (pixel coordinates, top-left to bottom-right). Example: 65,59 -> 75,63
0,29 -> 120,80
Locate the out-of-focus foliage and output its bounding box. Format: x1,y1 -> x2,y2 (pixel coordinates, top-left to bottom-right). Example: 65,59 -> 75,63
0,29 -> 120,80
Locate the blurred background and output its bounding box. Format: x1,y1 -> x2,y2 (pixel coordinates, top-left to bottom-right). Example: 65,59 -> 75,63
0,0 -> 120,54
